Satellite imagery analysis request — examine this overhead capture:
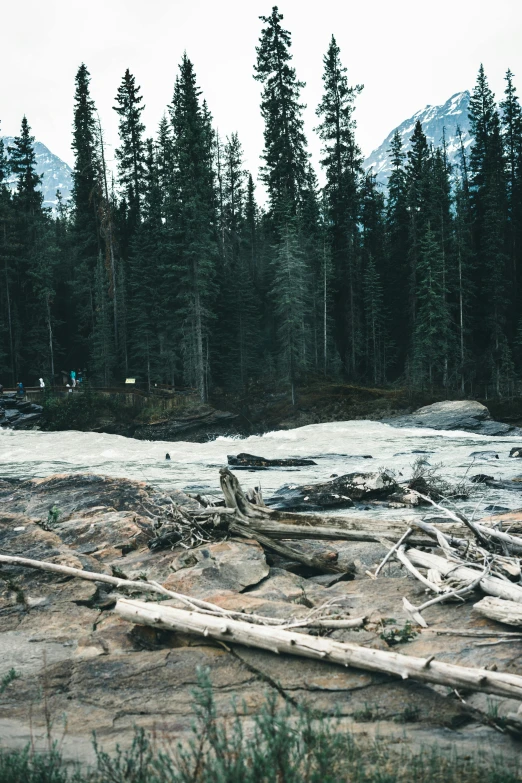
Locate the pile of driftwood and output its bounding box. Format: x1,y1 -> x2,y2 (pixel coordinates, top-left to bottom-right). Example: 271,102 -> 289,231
137,468 -> 438,573
367,489 -> 522,630
4,468 -> 522,717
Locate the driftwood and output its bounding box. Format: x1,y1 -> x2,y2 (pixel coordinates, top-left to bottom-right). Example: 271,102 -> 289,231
374,528 -> 413,576
473,596 -> 522,626
407,549 -> 522,603
115,597 -> 522,700
228,519 -> 346,574
219,468 -> 435,546
395,545 -> 444,593
0,554 -> 357,630
403,566 -> 489,628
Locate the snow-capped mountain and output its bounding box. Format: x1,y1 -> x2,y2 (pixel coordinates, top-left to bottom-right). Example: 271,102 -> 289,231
364,91 -> 472,183
1,137 -> 72,209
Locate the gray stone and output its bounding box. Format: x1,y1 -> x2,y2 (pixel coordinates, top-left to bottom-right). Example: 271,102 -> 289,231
387,400 -> 522,435
268,471 -> 398,511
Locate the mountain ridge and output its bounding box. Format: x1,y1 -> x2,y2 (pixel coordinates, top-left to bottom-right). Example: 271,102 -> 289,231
1,136 -> 73,209
363,90 -> 472,183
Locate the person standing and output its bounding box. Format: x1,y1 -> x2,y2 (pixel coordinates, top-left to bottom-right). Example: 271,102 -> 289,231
70,369 -> 76,388
39,378 -> 45,389
16,381 -> 24,398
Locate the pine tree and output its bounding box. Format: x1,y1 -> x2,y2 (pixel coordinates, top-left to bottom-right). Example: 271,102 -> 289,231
114,69 -> 146,242
500,69 -> 522,299
91,252 -> 115,385
300,165 -> 329,373
271,219 -> 310,402
220,136 -> 261,388
361,173 -> 388,383
8,116 -> 43,212
0,125 -> 15,382
405,120 -> 431,332
385,130 -> 410,369
168,54 -> 218,401
468,64 -> 510,392
412,225 -> 452,387
427,144 -> 453,385
8,117 -> 58,381
70,63 -> 101,365
156,115 -> 174,216
95,117 -> 121,374
127,145 -> 163,390
316,35 -> 363,375
254,6 -> 308,220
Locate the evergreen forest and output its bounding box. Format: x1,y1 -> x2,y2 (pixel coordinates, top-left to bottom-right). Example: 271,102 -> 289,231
2,7 -> 522,401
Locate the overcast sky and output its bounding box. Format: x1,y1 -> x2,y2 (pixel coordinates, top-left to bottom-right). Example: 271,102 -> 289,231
1,0 -> 522,180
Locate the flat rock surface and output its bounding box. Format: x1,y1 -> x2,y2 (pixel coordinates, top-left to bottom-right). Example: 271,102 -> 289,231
1,472 -> 521,765
387,400 -> 522,435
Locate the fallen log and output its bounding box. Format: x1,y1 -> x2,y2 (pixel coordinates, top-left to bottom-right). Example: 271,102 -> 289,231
115,597 -> 522,701
246,520 -> 435,547
0,553 -> 359,629
219,468 -> 437,546
407,549 -> 522,603
473,596 -> 522,626
228,519 -> 345,574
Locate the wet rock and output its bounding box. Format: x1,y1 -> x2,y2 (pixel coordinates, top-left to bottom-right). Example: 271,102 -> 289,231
227,452 -> 317,468
0,473 -> 199,521
132,408 -> 240,443
510,447 -> 522,458
12,412 -> 42,429
470,474 -> 494,484
469,450 -> 499,459
0,396 -> 43,429
267,471 -> 398,511
387,400 -> 522,436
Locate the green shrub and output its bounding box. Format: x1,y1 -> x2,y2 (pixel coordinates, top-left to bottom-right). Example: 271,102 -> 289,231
0,671 -> 519,782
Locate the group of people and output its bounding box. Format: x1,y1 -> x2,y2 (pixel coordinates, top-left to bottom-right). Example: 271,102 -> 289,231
0,370 -> 85,397
65,369 -> 83,389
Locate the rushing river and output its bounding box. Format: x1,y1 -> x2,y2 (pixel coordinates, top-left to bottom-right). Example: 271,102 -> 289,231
1,421 -> 522,520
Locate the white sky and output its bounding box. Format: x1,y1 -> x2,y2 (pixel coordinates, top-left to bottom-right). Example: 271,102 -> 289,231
1,0 -> 521,180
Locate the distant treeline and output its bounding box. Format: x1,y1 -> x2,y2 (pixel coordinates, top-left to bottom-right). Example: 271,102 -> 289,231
1,7 -> 521,399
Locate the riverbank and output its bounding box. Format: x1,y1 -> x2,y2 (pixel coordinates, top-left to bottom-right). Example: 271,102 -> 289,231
35,380 -> 522,442
2,469 -> 522,770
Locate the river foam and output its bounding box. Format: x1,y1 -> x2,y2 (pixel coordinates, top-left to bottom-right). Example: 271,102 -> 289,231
1,421 -> 521,519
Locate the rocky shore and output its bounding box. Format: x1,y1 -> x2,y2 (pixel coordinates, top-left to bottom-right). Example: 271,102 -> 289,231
1,470 -> 522,765
14,382 -> 522,442
0,394 -> 43,429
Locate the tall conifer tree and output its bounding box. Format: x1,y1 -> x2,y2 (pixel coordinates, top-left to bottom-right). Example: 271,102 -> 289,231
316,35 -> 363,375
168,55 -> 217,401
254,6 -> 308,220
469,64 -> 510,391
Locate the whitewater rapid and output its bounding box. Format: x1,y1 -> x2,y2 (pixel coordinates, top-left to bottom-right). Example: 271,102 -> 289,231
1,420 -> 522,519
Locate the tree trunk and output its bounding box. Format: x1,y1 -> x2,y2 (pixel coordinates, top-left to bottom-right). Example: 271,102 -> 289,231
115,598 -> 522,700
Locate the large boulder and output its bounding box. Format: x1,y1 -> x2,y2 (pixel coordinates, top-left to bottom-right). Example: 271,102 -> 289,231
387,400 -> 521,435
228,453 -> 317,468
267,471 -> 398,511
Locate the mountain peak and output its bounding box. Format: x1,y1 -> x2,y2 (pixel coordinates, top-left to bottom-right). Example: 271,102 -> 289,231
1,137 -> 73,209
364,90 -> 471,182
